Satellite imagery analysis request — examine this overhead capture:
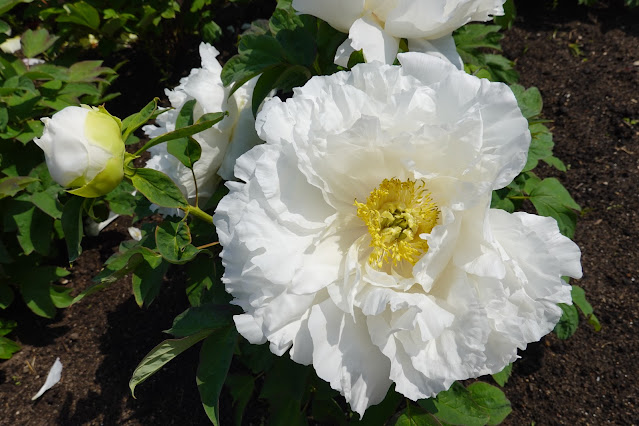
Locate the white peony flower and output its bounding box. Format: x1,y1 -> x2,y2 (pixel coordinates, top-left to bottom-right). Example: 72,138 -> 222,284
292,0 -> 506,68
213,53 -> 582,415
34,105 -> 125,198
143,43 -> 262,215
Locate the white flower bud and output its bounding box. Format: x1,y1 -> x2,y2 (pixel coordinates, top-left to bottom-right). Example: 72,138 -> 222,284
34,106 -> 125,198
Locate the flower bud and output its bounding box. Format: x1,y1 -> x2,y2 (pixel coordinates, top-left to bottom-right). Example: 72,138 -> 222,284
34,105 -> 125,197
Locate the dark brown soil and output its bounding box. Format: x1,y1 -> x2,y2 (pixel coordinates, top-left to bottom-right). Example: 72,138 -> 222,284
2,1 -> 639,425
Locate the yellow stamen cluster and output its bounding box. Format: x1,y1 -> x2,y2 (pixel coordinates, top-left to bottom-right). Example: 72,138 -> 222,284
355,178 -> 439,269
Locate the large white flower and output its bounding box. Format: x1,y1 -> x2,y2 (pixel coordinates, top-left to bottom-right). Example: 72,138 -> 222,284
213,54 -> 582,415
144,43 -> 261,214
292,0 -> 506,68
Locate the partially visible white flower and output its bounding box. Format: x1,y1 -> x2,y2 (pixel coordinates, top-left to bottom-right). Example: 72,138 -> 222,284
293,0 -> 506,68
23,58 -> 45,66
144,43 -> 262,216
214,54 -> 581,415
128,226 -> 143,241
0,35 -> 21,54
34,105 -> 125,198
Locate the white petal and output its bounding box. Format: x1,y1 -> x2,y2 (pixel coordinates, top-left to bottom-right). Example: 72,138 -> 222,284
309,301 -> 392,415
32,358 -> 63,400
408,34 -> 463,69
292,0 -> 365,33
349,16 -> 400,65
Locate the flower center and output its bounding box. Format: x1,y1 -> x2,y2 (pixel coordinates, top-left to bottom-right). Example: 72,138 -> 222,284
355,178 -> 439,269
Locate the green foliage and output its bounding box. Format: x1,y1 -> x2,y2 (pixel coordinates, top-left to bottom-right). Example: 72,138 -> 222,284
492,363 -> 513,387
221,1 -> 346,115
419,381 -> 512,426
555,285 -> 601,339
455,24 -> 519,84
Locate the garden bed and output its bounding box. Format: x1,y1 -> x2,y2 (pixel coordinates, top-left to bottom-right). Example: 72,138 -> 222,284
1,1 -> 638,424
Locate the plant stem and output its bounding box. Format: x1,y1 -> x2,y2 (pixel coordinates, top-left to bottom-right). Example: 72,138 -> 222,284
185,205 -> 213,223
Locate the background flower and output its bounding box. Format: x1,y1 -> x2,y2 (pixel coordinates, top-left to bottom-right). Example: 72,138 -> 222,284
214,53 -> 581,415
292,0 -> 506,68
143,43 -> 262,214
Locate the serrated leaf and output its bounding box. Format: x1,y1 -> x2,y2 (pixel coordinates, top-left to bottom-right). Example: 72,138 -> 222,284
130,168 -> 188,209
554,303 -> 579,339
571,285 -> 601,331
491,363 -> 512,387
21,28 -> 59,58
466,382 -> 512,425
129,330 -> 211,397
197,326 -> 237,426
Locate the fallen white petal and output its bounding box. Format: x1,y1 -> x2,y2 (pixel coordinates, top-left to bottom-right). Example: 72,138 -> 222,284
32,357 -> 63,400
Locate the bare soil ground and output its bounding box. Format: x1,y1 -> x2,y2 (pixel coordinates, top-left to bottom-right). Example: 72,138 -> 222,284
1,1 -> 638,425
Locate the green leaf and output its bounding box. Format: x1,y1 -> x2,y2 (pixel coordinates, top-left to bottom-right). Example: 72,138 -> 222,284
50,284 -> 74,308
138,111 -> 226,154
121,98 -> 158,142
0,318 -> 17,337
510,84 -> 543,119
347,49 -> 366,68
0,176 -> 39,199
131,250 -> 168,307
571,285 -> 601,331
130,168 -> 188,209
104,180 -> 138,216
166,100 -> 203,169
523,123 -> 554,172
527,177 -> 581,238
20,28 -> 59,58
197,326 -> 237,426
259,357 -> 310,424
0,336 -> 21,359
61,195 -> 84,262
30,188 -> 63,219
0,281 -> 14,308
57,1 -> 101,30
220,34 -> 285,86
92,246 -> 151,284
166,304 -> 235,337
8,201 -> 53,256
0,0 -> 33,15
491,363 -> 512,387
394,403 -> 441,426
494,0 -> 516,30
554,303 -> 579,339
201,21 -> 222,44
466,382 -> 512,425
18,266 -> 69,318
67,60 -> 113,83
250,64 -> 310,116
226,373 -> 255,426
155,220 -> 200,264
129,329 -> 211,397
422,381 -> 490,426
